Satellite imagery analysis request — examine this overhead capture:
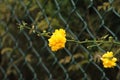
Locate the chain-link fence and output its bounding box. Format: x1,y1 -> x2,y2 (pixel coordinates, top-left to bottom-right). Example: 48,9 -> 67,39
0,0 -> 120,80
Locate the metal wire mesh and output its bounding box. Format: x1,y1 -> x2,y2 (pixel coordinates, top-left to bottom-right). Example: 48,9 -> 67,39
0,0 -> 120,80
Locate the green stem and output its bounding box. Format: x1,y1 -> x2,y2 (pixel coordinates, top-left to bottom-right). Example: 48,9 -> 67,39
113,41 -> 120,45
25,26 -> 51,37
67,39 -> 120,45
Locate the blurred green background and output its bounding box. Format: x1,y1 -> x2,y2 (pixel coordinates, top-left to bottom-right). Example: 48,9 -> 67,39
0,0 -> 120,80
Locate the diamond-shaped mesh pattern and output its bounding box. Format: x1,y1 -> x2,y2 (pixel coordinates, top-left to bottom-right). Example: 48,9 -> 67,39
0,0 -> 120,80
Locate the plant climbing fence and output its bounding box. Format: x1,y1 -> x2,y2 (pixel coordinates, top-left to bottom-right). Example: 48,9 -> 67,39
0,0 -> 120,80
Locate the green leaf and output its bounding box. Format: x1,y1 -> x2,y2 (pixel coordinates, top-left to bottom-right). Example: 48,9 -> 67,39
1,47 -> 13,55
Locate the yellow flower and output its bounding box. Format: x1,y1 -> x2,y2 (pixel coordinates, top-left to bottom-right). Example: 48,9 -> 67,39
101,51 -> 117,68
48,29 -> 66,51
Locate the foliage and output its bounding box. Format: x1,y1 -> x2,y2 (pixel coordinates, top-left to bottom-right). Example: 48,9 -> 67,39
0,0 -> 120,80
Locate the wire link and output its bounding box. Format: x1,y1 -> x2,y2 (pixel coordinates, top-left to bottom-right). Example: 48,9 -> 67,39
0,0 -> 120,80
